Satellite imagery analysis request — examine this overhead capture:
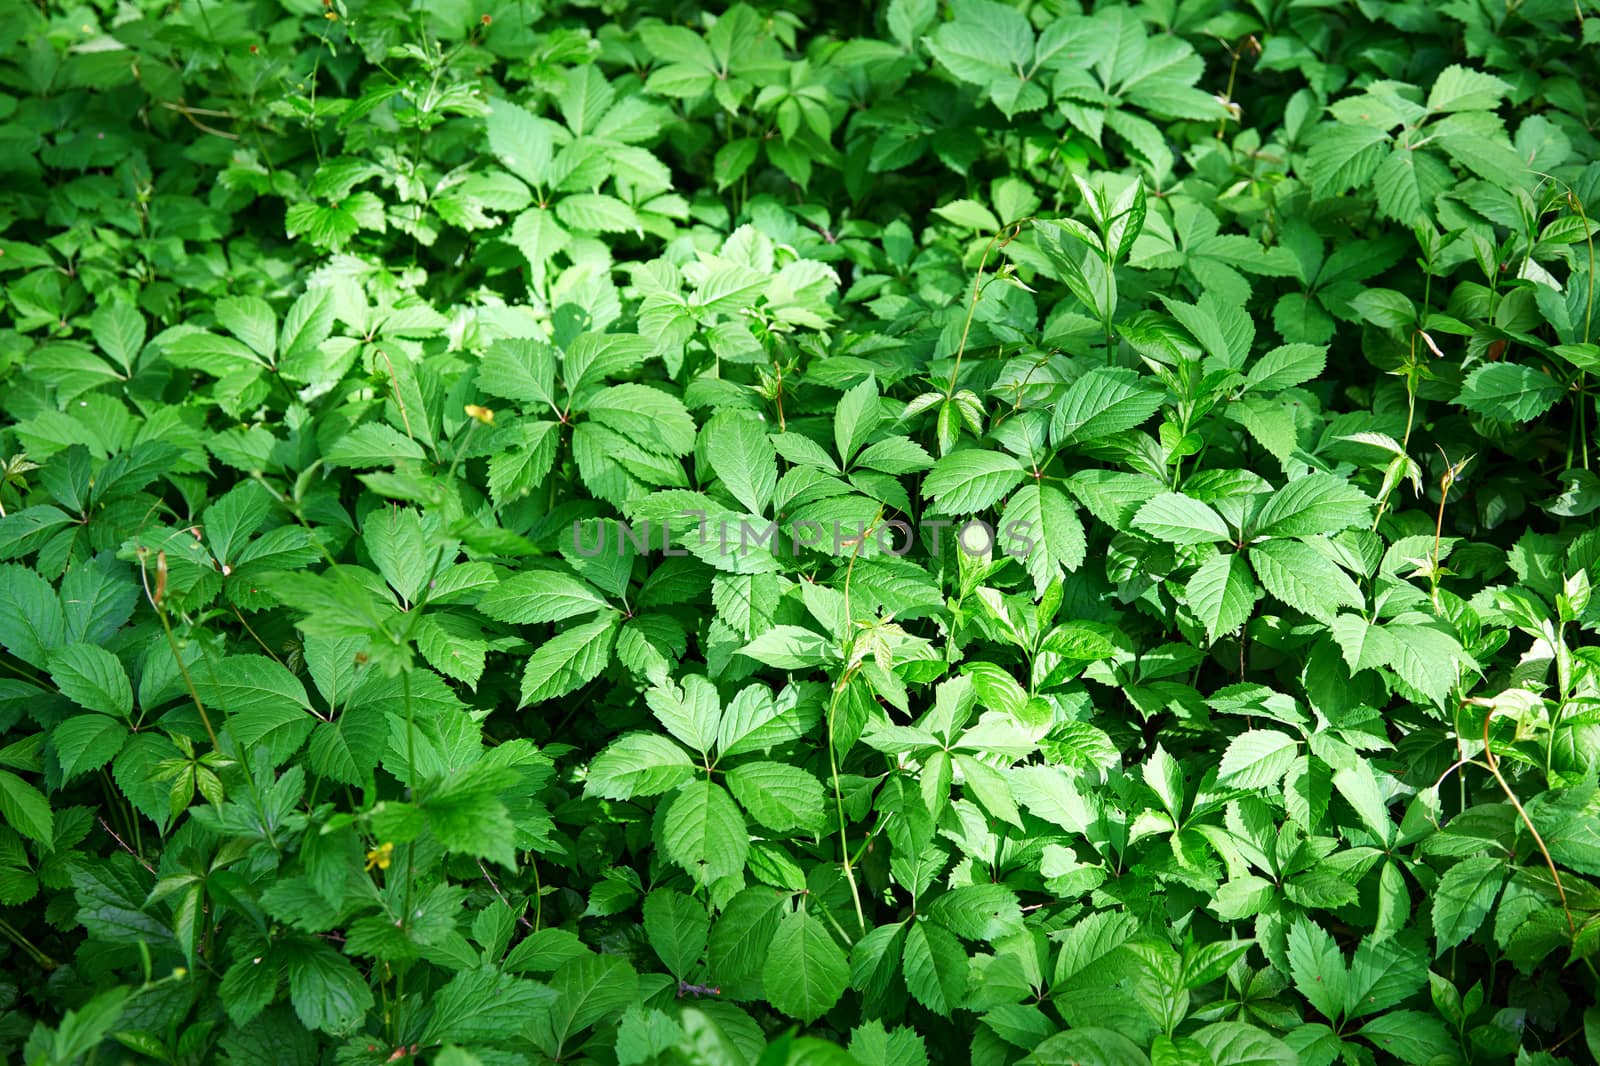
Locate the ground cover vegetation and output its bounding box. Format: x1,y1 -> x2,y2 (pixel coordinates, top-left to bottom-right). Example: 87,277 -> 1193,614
1,0 -> 1599,1062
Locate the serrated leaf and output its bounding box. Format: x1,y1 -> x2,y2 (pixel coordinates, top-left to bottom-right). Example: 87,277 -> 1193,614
1133,492 -> 1230,544
1001,484 -> 1087,595
901,920 -> 967,1017
478,570 -> 611,625
520,616 -> 619,707
1217,730 -> 1298,789
48,644 -> 132,717
1432,856 -> 1504,950
425,964 -> 557,1044
1456,363 -> 1564,423
922,451 -> 1027,515
487,98 -> 553,187
546,953 -> 639,1048
1186,552 -> 1256,643
588,384 -> 696,455
1051,368 -> 1166,445
705,414 -> 778,515
52,716 -> 128,781
764,905 -> 848,1023
662,779 -> 748,884
285,941 -> 373,1035
0,770 -> 53,843
643,889 -> 709,979
1249,538 -> 1362,623
727,761 -> 825,833
587,733 -> 695,800
1251,474 -> 1373,538
1246,344 -> 1327,393
1426,64 -> 1510,113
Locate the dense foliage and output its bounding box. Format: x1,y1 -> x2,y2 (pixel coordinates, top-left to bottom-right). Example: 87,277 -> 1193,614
2,0 -> 1600,1062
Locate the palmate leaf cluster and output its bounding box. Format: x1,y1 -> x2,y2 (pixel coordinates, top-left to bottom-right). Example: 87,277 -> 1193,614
1,0 -> 1600,1063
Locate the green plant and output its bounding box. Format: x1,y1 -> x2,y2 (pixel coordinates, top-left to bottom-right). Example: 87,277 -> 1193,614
1,0 -> 1599,1064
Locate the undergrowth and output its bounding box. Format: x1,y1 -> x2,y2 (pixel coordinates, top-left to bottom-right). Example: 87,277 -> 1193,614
1,0 -> 1599,1063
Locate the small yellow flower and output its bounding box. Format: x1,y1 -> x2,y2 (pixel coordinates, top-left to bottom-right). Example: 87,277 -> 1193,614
365,842 -> 394,872
464,404 -> 495,425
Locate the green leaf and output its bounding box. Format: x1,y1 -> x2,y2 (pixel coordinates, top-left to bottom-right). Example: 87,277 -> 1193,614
1286,917 -> 1347,1021
52,716 -> 128,781
1051,368 -> 1166,445
586,732 -> 696,799
1247,344 -> 1327,393
643,889 -> 709,979
1133,493 -> 1230,544
1191,1022 -> 1295,1066
215,295 -> 277,362
1373,147 -> 1453,224
1249,538 -> 1362,623
925,884 -> 1022,942
519,615 -> 620,707
1357,1011 -> 1456,1065
1185,552 -> 1256,643
646,674 -> 722,754
709,886 -> 786,1000
932,199 -> 1001,232
1343,934 -> 1427,1020
1332,760 -> 1395,847
478,570 -> 611,625
1217,730 -> 1298,789
48,644 -> 132,717
1251,474 -> 1373,538
856,436 -> 934,476
764,904 -> 849,1023
1432,856 -> 1505,950
738,626 -> 834,669
1025,1029 -> 1151,1066
662,779 -> 748,884
954,752 -> 1022,828
1302,124 -> 1390,197
1426,65 -> 1510,112
546,953 -> 639,1049
0,564 -> 66,668
901,920 -> 967,1017
478,338 -> 557,408
325,423 -> 428,468
279,288 -> 335,371
40,987 -> 131,1063
556,193 -> 640,233
1162,290 -> 1254,368
705,413 -> 778,515
0,770 -> 53,843
307,705 -> 386,787
487,98 -> 553,187
425,964 -> 557,1044
588,384 -> 696,455
1001,484 -> 1087,595
423,769 -> 519,869
727,761 -> 826,833
285,940 -> 374,1035
922,451 -> 1027,515
91,301 -> 145,373
835,378 -> 881,464
1456,363 -> 1565,422
1382,623 -> 1472,707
